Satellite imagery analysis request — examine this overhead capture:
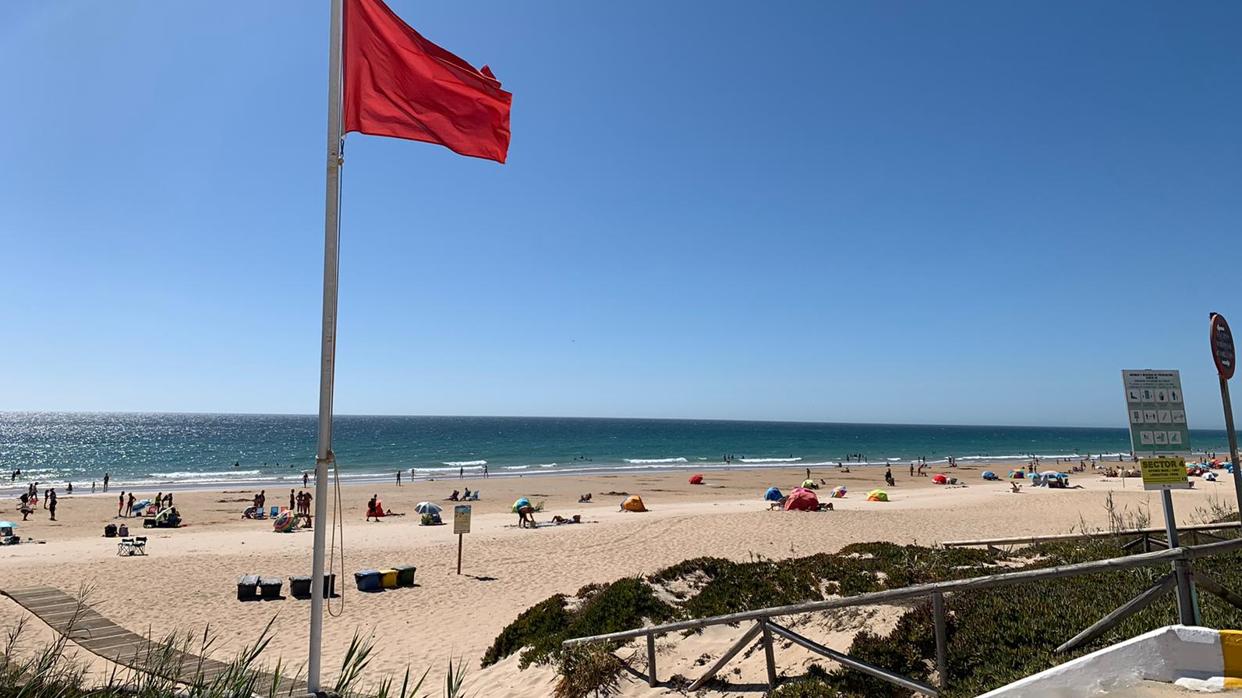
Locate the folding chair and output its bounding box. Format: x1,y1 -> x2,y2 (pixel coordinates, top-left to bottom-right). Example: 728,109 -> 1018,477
117,538 -> 135,556
270,506 -> 279,518
132,536 -> 147,555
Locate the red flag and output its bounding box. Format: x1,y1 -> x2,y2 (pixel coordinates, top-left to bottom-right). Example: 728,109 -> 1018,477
343,0 -> 512,163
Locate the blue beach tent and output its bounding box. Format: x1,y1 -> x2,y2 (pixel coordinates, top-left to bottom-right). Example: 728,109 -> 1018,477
764,487 -> 783,502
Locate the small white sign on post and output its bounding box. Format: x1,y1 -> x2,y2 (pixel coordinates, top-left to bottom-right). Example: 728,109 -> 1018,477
453,505 -> 471,575
453,505 -> 471,534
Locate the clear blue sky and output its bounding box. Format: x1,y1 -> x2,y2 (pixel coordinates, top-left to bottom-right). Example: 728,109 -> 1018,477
1,1 -> 1239,428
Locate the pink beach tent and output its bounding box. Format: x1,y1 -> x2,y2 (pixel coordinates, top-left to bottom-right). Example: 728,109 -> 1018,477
784,487 -> 820,512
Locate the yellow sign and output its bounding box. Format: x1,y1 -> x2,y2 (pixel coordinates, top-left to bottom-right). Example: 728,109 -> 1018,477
1140,457 -> 1190,491
453,505 -> 472,534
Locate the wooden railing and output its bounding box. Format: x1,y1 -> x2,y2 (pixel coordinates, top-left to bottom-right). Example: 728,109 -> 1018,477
563,537 -> 1242,696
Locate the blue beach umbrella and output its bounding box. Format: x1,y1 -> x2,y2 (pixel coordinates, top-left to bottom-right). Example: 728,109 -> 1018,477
764,487 -> 782,502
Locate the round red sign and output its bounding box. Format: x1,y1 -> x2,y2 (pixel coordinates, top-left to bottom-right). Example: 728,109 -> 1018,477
1210,312 -> 1236,380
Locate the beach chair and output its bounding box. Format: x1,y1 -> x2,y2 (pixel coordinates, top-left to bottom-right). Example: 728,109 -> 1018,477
131,536 -> 147,555
117,538 -> 135,556
269,506 -> 279,518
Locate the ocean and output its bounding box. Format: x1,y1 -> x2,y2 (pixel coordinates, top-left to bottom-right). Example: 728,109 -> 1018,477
0,412 -> 1231,492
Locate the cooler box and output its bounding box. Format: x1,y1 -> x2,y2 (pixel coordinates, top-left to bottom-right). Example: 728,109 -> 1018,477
289,576 -> 312,599
237,575 -> 259,601
354,569 -> 382,592
393,564 -> 417,587
259,577 -> 283,600
290,574 -> 338,599
379,568 -> 398,589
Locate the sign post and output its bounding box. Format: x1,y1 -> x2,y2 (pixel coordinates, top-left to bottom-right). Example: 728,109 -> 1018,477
1209,313 -> 1242,510
454,505 -> 472,575
1123,369 -> 1199,625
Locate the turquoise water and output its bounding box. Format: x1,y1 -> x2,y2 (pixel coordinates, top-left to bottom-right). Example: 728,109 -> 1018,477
0,412 -> 1230,491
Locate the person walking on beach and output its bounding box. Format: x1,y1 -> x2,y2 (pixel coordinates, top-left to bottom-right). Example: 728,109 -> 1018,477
459,466 -> 464,480
483,464 -> 489,479
396,470 -> 402,486
909,463 -> 915,477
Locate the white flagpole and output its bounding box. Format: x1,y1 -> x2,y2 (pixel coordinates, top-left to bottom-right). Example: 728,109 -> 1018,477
309,0 -> 344,692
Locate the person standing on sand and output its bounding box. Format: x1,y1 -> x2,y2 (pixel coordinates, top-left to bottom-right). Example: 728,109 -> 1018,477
396,470 -> 402,486
302,471 -> 309,487
118,492 -> 125,517
484,464 -> 489,479
806,467 -> 811,480
48,490 -> 57,521
103,473 -> 109,492
909,463 -> 915,477
126,492 -> 135,517
290,489 -> 296,511
459,466 -> 464,479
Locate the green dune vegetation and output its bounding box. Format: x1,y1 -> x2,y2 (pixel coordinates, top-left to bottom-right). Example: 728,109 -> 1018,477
486,523 -> 1242,697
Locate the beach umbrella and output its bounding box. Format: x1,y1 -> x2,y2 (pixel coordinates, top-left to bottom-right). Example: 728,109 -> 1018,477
414,501 -> 442,515
784,488 -> 819,511
763,487 -> 783,502
866,489 -> 889,502
830,485 -> 847,498
801,479 -> 816,489
931,474 -> 948,485
689,474 -> 704,485
273,510 -> 296,533
982,470 -> 997,480
512,497 -> 531,513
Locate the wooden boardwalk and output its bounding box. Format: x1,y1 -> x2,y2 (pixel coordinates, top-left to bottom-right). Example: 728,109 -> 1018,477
2,587 -> 307,696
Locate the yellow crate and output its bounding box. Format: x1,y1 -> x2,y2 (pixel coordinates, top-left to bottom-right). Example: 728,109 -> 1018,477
379,568 -> 398,589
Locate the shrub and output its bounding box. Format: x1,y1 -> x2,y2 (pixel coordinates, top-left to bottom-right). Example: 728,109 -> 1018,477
553,644 -> 624,698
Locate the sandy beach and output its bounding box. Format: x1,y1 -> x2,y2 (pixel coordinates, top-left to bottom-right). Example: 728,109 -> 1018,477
1,463 -> 1235,696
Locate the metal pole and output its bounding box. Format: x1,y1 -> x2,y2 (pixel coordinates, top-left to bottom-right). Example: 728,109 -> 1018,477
457,533 -> 463,575
1221,378 -> 1242,511
1161,490 -> 1197,626
308,0 -> 344,691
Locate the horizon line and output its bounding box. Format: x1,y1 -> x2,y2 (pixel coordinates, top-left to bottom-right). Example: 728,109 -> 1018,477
0,408 -> 1187,432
